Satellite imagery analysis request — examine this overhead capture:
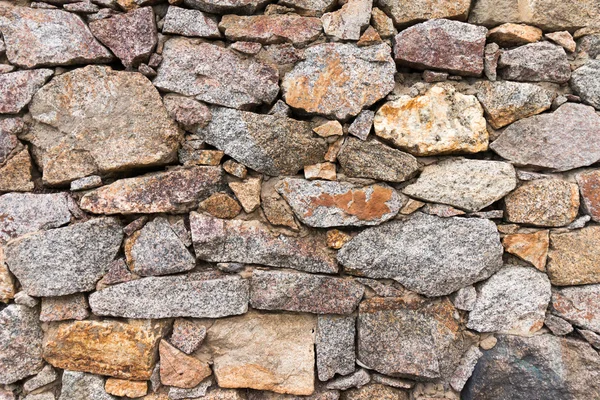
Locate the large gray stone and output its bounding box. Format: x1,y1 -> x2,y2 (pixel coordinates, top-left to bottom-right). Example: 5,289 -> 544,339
59,371 -> 116,400
316,315 -> 356,381
90,274 -> 248,319
4,218 -> 123,297
162,6 -> 221,38
497,42 -> 571,83
490,103 -> 600,171
182,0 -> 270,14
570,60 -> 600,110
402,158 -> 516,212
190,213 -> 338,274
154,38 -> 279,110
198,107 -> 327,176
338,213 -> 503,297
0,69 -> 53,115
551,285 -> 600,333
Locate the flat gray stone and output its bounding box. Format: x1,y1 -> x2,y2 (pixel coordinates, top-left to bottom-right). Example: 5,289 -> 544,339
198,107 -> 327,176
59,371 -> 116,400
316,315 -> 356,381
190,212 -> 338,274
338,213 -> 503,296
182,0 -> 270,14
570,60 -> 600,110
23,365 -> 58,394
498,42 -> 571,83
278,0 -> 337,16
0,69 -> 53,114
325,368 -> 370,390
162,6 -> 221,38
4,218 -> 123,297
250,269 -> 364,314
89,274 -> 249,319
552,285 -> 600,333
403,158 -> 516,212
490,103 -> 600,171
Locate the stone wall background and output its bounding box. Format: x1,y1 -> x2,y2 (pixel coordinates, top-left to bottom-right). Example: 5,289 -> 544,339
1,0 -> 600,398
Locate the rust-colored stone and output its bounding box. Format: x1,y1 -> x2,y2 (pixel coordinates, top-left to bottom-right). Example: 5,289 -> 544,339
159,340 -> 212,388
576,170 -> 600,222
199,193 -> 242,219
326,229 -> 352,249
487,23 -> 542,47
502,230 -> 549,271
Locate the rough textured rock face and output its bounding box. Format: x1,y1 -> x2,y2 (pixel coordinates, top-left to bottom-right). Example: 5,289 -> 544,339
377,0 -> 470,27
547,227 -> 600,285
0,69 -> 53,114
281,43 -> 395,120
321,0 -> 371,41
182,0 -> 270,14
497,42 -> 571,83
577,169 -> 600,221
316,315 -> 355,381
487,23 -> 542,47
374,85 -> 488,156
502,230 -> 549,271
27,65 -> 181,185
220,14 -> 322,45
570,60 -> 600,110
551,285 -> 600,333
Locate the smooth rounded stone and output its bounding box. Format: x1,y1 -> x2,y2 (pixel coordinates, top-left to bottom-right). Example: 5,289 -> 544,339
475,81 -> 553,129
0,69 -> 53,115
337,213 -> 503,297
357,296 -> 470,380
547,227 -> 600,285
570,60 -> 600,110
376,0 -> 469,27
337,138 -> 419,183
281,43 -> 395,120
27,66 -> 181,186
576,169 -> 600,221
467,266 -> 551,335
277,178 -> 402,227
105,378 -> 147,398
504,179 -> 579,227
497,42 -> 570,83
393,19 -> 487,76
0,305 -> 44,384
4,217 -> 123,297
200,311 -> 316,395
374,85 -> 488,156
23,365 -> 58,394
545,31 -> 576,52
89,274 -> 249,319
403,158 -> 516,212
59,371 -> 116,400
467,0 -> 600,31
125,217 -> 194,276
40,294 -> 90,322
44,319 -> 166,380
0,192 -> 72,244
80,166 -> 225,214
0,5 -> 112,68
462,334 -> 600,400
316,315 -> 355,382
154,38 -> 279,110
321,0 -> 371,41
502,230 -> 549,271
190,213 -> 337,273
199,107 -> 327,176
163,6 -> 220,38
343,383 -> 408,400
182,0 -> 270,14
486,23 -> 542,47
159,340 -> 211,389
490,103 -> 600,171
220,14 -> 322,45
552,285 -> 600,333
250,270 -> 364,314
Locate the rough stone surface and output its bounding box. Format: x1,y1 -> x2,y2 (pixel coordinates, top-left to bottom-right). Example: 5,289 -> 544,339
487,23 -> 542,47
163,6 -> 221,38
502,230 -> 549,271
281,43 -> 395,120
547,227 -> 600,285
476,81 -> 553,129
89,7 -> 157,68
4,217 -> 123,297
304,162 -> 337,181
316,315 -> 355,382
546,31 -> 576,52
27,65 -> 181,185
377,0 -> 470,27
0,69 -> 53,115
80,167 -> 225,214
577,169 -> 600,221
490,103 -> 600,171
0,6 -> 112,68
59,371 -> 116,400
160,340 -> 212,388
393,19 -> 487,76
105,378 -> 147,398
200,311 -> 316,395
450,346 -> 482,392
0,305 -> 44,384
497,42 -> 571,83
545,314 -> 573,336
321,0 -> 371,41
251,270 -> 363,314
40,294 -> 90,322
229,177 -> 262,213
552,285 -> 600,333
452,286 -> 477,311
338,213 -> 503,296
403,158 -> 516,212
467,266 -> 551,335
277,179 -> 402,227
570,60 -> 600,110
200,193 -> 242,219
182,0 -> 270,14
325,368 -> 369,390
343,383 -> 408,400
220,14 -> 322,45
154,38 -> 279,110
164,94 -> 212,132
337,138 -> 419,183
347,110 -> 374,140
374,85 -> 489,156
43,319 -> 165,380
198,107 -> 327,176
89,274 -> 249,318
504,179 -> 579,227
170,319 -> 207,355
0,251 -> 16,303
23,365 -> 57,394
0,148 -> 34,193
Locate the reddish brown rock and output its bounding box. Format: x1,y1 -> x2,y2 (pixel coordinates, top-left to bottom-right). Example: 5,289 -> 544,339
199,193 -> 242,219
393,19 -> 487,76
223,160 -> 247,179
260,179 -> 299,230
89,7 -> 157,68
487,23 -> 542,47
219,14 -> 322,46
105,378 -> 148,398
576,170 -> 600,222
40,294 -> 89,322
357,26 -> 383,46
502,230 -> 549,271
0,69 -> 53,114
546,31 -> 576,52
313,120 -> 343,138
159,340 -> 212,389
552,285 -> 600,333
547,227 -> 600,286
43,319 -> 166,380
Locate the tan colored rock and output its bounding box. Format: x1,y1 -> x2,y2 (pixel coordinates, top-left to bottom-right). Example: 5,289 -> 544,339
321,0 -> 371,41
160,340 -> 212,389
304,162 -> 336,180
219,14 -> 322,46
223,160 -> 247,179
357,26 -> 382,46
503,230 -> 549,271
487,23 -> 542,47
504,180 -> 579,227
0,248 -> 15,303
261,179 -> 299,230
229,177 -> 262,213
377,0 -> 470,27
43,319 -> 166,380
105,378 -> 148,398
199,193 -> 242,219
327,229 -> 352,249
576,170 -> 600,222
545,31 -> 576,52
548,227 -> 600,285
313,120 -> 343,137
200,311 -> 316,395
374,85 -> 488,156
370,7 -> 396,38
0,147 -> 33,192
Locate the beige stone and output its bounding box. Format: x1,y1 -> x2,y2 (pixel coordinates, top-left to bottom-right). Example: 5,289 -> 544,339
105,378 -> 148,398
200,193 -> 242,219
160,340 -> 212,389
229,177 -> 262,213
545,31 -> 577,52
548,227 -> 600,285
502,230 -> 549,271
487,23 -> 542,47
377,0 -> 470,27
357,26 -> 382,46
304,162 -> 337,180
313,120 -> 343,137
0,248 -> 16,303
0,148 -> 33,192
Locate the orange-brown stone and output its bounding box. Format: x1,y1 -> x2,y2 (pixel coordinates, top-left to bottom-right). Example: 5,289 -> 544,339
502,230 -> 549,271
576,170 -> 600,222
105,378 -> 148,398
159,340 -> 212,388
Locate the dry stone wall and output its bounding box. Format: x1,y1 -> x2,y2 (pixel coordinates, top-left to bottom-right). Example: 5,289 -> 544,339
1,0 -> 600,398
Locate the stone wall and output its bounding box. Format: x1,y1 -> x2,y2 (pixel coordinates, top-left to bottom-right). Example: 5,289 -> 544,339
1,0 -> 600,399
